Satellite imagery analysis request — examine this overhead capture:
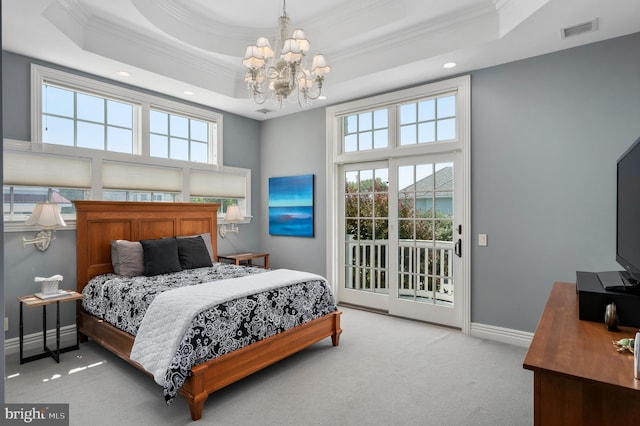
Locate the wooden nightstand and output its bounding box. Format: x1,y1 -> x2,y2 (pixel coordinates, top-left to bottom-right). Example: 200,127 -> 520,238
218,252 -> 270,269
17,291 -> 83,364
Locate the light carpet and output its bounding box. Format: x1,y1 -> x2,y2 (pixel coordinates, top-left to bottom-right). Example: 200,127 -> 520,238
4,307 -> 533,426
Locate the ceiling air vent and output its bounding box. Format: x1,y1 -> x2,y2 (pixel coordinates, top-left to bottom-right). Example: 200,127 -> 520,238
256,108 -> 274,115
560,19 -> 598,39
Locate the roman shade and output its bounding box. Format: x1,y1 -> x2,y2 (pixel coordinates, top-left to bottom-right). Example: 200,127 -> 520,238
3,151 -> 91,187
102,162 -> 182,191
190,171 -> 246,198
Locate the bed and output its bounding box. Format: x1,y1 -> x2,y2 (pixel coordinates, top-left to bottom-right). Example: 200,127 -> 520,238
74,200 -> 342,421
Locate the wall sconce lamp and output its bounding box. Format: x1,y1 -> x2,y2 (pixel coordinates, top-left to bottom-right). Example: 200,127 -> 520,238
22,202 -> 67,251
219,205 -> 243,238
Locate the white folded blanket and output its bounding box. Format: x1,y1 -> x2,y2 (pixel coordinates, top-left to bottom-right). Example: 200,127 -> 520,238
130,268 -> 326,385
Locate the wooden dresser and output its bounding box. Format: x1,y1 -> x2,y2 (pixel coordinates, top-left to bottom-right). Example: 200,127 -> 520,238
523,282 -> 640,425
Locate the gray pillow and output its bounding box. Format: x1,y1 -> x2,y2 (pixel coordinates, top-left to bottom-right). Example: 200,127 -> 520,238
110,240 -> 144,277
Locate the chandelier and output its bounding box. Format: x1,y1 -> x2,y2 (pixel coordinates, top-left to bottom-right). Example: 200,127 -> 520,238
242,1 -> 331,107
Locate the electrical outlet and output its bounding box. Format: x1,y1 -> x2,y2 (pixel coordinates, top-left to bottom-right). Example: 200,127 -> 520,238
478,234 -> 488,247
4,317 -> 8,332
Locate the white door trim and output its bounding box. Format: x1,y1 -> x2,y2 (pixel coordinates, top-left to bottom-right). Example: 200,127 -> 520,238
326,75 -> 471,334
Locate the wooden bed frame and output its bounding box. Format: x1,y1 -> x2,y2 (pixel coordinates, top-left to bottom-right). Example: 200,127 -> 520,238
74,201 -> 342,421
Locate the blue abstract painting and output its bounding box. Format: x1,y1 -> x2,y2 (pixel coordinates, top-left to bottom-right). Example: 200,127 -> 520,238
269,174 -> 314,237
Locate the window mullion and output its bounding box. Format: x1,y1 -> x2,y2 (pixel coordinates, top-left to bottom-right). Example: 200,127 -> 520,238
188,118 -> 192,162
390,105 -> 399,149
103,98 -> 108,151
74,91 -> 79,148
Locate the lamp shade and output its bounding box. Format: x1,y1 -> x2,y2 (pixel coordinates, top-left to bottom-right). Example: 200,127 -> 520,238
311,54 -> 331,76
224,205 -> 244,223
256,37 -> 274,60
291,29 -> 310,53
25,202 -> 66,228
280,39 -> 302,63
243,45 -> 265,69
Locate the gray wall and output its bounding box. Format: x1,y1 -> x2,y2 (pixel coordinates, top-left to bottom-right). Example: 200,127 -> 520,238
3,32 -> 640,342
4,231 -> 77,336
1,52 -> 262,340
260,108 -> 327,275
221,112 -> 262,254
259,33 -> 640,333
470,33 -> 640,331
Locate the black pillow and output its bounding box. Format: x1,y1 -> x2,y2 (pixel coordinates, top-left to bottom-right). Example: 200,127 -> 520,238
177,236 -> 213,270
140,237 -> 182,276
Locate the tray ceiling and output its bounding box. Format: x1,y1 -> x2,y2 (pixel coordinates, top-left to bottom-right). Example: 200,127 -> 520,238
3,0 -> 639,120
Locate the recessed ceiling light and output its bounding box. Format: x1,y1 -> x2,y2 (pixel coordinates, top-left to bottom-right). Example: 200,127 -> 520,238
183,91 -> 194,96
443,62 -> 457,69
116,71 -> 130,77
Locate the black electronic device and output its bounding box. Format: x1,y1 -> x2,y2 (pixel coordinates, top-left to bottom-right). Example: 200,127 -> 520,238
614,135 -> 640,291
577,271 -> 640,327
597,270 -> 640,293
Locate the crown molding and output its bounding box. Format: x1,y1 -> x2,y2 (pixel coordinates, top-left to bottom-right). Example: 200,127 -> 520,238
83,16 -> 239,96
328,1 -> 497,72
493,0 -> 551,37
43,0 -> 91,47
131,0 -> 269,56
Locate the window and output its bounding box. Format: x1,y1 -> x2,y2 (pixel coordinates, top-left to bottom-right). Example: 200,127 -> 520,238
103,191 -> 177,202
150,110 -> 211,163
2,65 -> 253,224
190,197 -> 242,216
399,95 -> 456,145
343,109 -> 389,152
32,65 -> 222,165
42,83 -> 135,153
338,93 -> 457,155
3,186 -> 89,219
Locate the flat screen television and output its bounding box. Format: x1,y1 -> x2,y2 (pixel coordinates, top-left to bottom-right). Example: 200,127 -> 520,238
616,135 -> 640,286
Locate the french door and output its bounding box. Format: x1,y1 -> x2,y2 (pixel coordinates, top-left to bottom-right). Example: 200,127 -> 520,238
340,161 -> 390,311
338,153 -> 463,328
329,75 -> 471,330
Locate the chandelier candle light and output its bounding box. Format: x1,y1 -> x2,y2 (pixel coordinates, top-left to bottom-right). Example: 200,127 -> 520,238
242,0 -> 331,107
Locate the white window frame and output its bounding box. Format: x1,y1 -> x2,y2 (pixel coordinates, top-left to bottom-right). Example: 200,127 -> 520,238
326,75 -> 471,332
31,64 -> 223,164
3,65 -> 253,228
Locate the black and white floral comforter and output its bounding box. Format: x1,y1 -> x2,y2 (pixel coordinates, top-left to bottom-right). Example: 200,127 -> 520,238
81,263 -> 337,403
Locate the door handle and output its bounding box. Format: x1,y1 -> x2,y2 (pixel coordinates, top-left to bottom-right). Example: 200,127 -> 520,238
454,238 -> 462,258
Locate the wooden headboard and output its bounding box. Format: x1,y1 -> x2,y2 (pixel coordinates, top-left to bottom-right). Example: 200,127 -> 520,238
74,201 -> 219,293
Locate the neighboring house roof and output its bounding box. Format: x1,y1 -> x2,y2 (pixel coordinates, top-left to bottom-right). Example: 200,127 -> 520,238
400,166 -> 453,193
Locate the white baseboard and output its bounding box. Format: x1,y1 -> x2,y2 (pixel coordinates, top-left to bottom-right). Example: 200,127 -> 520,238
5,322 -> 532,355
4,325 -> 78,356
471,322 -> 533,348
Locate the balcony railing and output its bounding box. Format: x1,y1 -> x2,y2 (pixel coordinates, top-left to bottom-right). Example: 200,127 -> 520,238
345,237 -> 454,304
